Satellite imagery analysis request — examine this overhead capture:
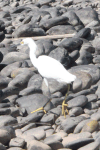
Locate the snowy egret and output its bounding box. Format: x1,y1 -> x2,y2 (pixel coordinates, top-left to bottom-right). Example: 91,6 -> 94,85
20,38 -> 76,117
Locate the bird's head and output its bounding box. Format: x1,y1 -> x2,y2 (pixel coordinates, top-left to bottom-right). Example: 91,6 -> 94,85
20,38 -> 35,46
20,38 -> 37,53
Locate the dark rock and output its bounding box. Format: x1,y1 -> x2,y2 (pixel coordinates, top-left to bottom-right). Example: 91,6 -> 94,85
69,107 -> 83,116
67,95 -> 88,109
0,76 -> 11,89
0,31 -> 5,42
16,94 -> 53,114
0,126 -> 15,145
0,143 -> 6,150
0,45 -> 17,56
63,138 -> 94,149
78,141 -> 100,150
63,11 -> 83,26
40,113 -> 55,124
36,39 -> 55,56
58,38 -> 83,52
74,28 -> 91,38
60,116 -> 85,133
49,47 -> 70,66
76,49 -> 93,65
16,112 -> 44,128
69,50 -> 79,61
47,25 -> 76,35
75,8 -> 99,26
39,16 -> 68,30
1,62 -> 22,77
86,94 -> 98,102
11,6 -> 31,14
62,132 -> 92,148
0,20 -> 5,31
12,24 -> 46,38
8,70 -> 34,90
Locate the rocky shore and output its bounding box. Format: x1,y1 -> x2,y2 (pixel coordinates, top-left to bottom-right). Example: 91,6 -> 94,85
0,0 -> 100,149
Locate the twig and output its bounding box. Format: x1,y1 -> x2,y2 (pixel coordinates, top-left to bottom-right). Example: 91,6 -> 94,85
11,33 -> 75,41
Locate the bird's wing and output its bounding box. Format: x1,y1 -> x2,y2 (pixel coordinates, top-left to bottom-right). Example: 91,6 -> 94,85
37,55 -> 72,82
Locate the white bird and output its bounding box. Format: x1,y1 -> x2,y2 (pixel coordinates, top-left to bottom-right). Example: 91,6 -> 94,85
20,38 -> 76,117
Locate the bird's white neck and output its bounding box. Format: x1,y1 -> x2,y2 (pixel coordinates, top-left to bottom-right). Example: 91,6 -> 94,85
29,43 -> 38,69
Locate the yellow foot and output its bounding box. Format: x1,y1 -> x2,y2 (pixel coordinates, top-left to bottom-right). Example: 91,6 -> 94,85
62,100 -> 69,118
31,107 -> 46,114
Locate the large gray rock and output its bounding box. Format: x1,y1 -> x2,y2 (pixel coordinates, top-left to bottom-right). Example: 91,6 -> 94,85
47,25 -> 76,35
67,95 -> 88,109
1,62 -> 22,77
58,38 -> 83,52
0,126 -> 15,145
49,47 -> 70,66
1,52 -> 29,64
16,94 -> 54,114
0,115 -> 17,127
8,70 -> 34,90
69,65 -> 100,84
39,16 -> 68,30
62,11 -> 83,26
75,8 -> 99,26
12,24 -> 46,38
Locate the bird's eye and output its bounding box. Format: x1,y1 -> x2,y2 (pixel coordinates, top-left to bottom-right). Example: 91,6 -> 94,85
20,41 -> 24,44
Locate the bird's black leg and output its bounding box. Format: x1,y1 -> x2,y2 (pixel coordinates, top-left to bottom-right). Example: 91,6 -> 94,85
62,84 -> 70,118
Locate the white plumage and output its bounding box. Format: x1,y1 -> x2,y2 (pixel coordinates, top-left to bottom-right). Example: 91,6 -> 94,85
21,38 -> 76,117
